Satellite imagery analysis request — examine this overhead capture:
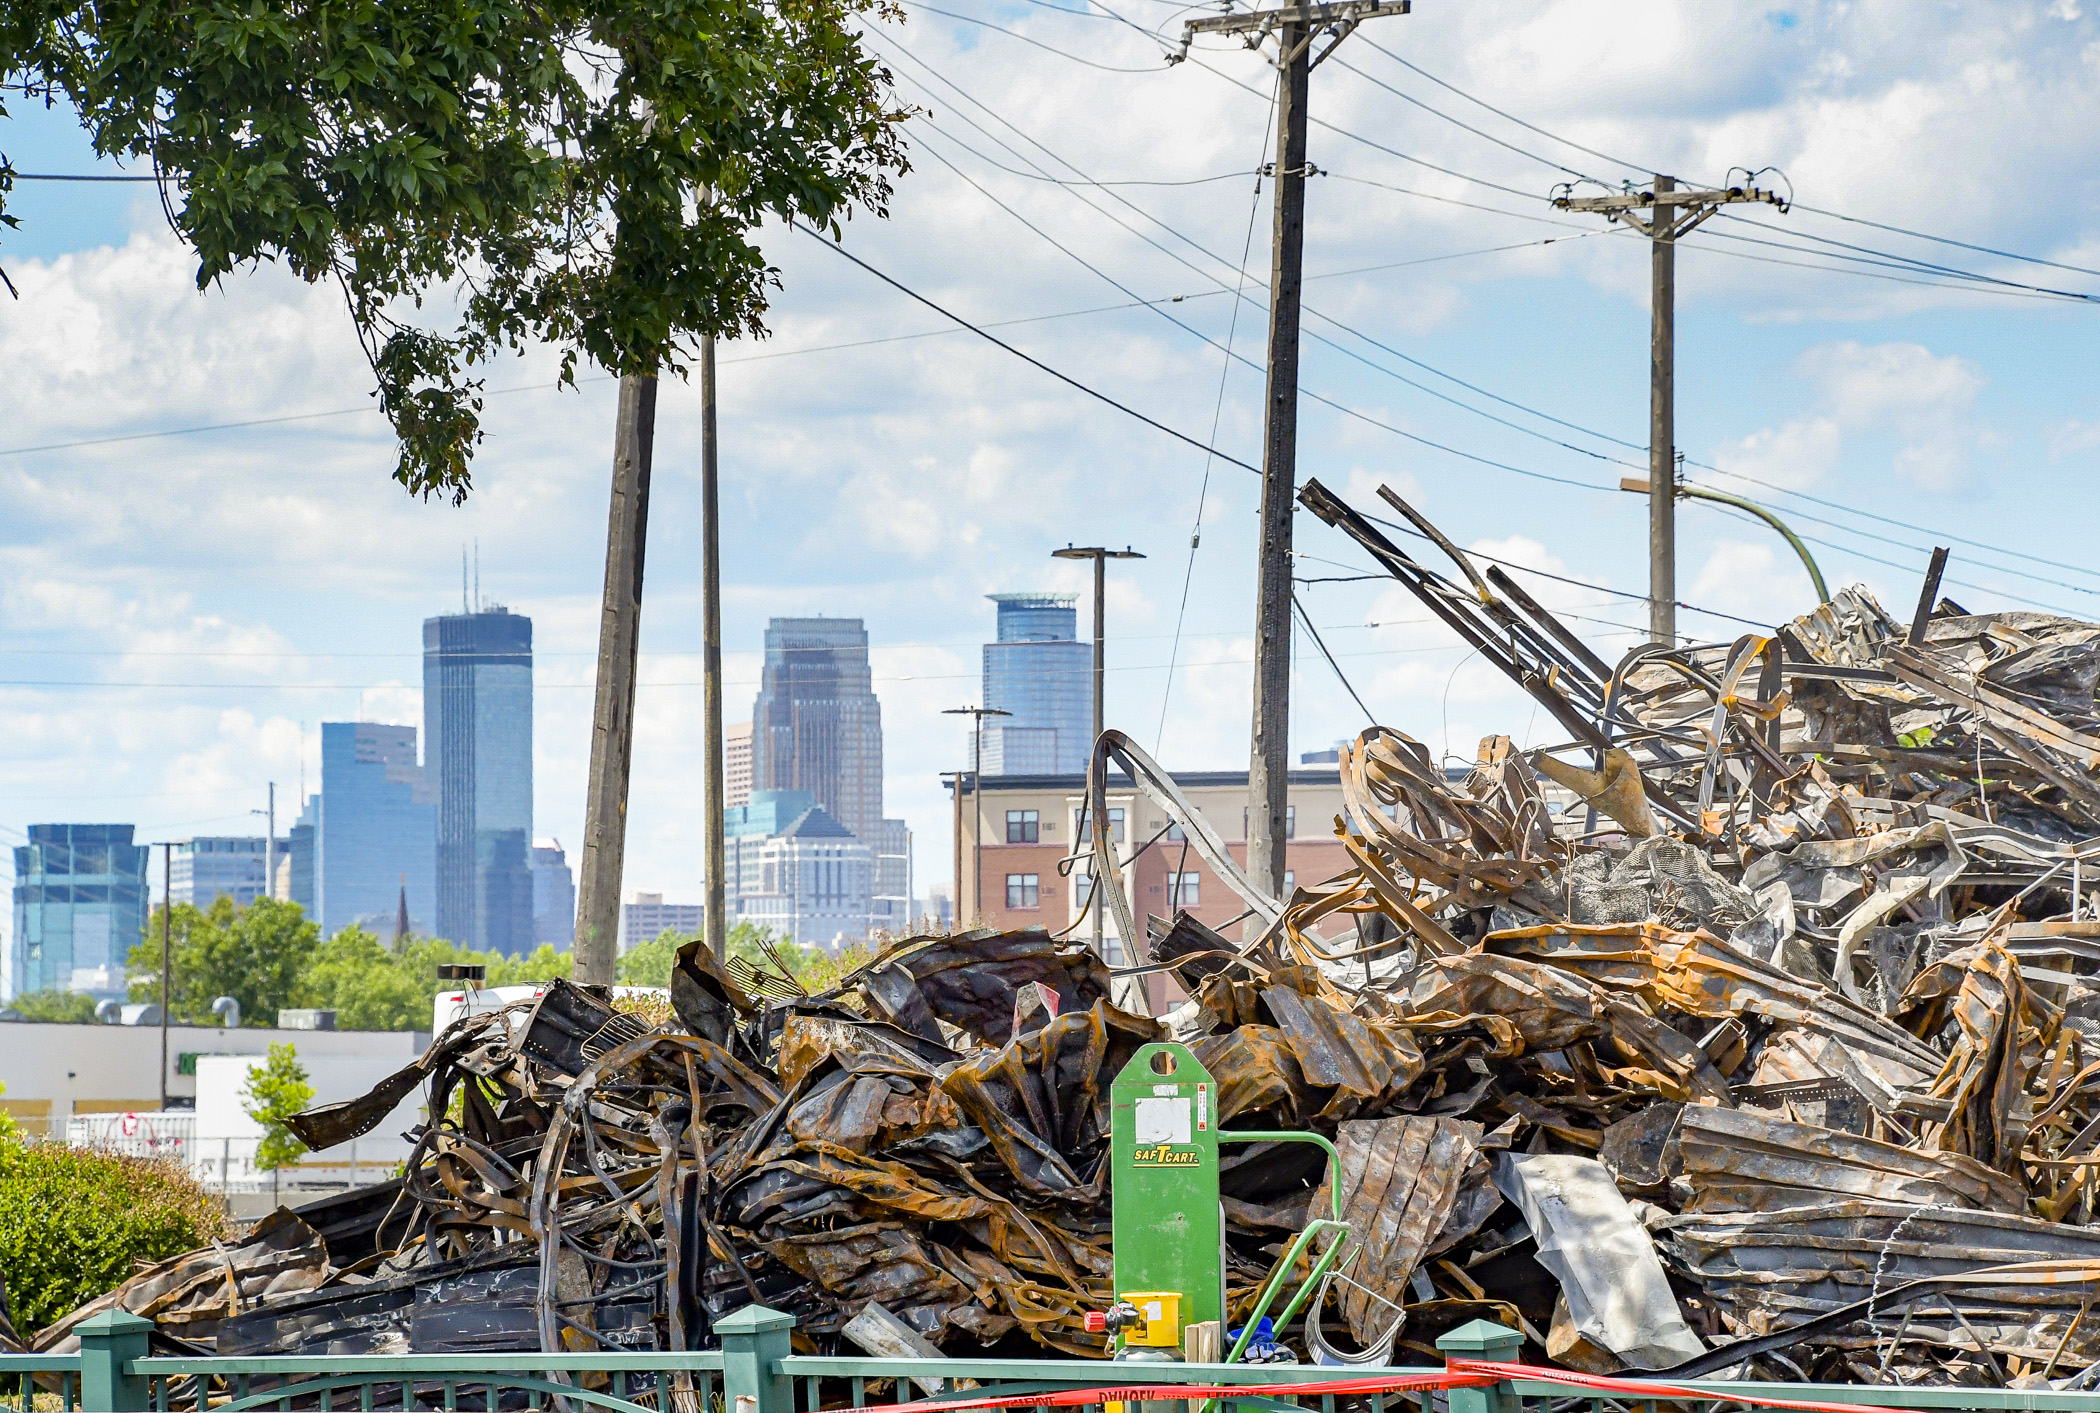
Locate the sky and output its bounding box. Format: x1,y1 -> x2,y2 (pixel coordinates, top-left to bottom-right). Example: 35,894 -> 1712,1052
4,0 -> 2100,924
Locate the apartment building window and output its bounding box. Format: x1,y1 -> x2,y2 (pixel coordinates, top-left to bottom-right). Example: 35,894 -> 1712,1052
1007,873 -> 1040,909
1073,806 -> 1125,844
1006,809 -> 1039,844
1167,871 -> 1200,907
1284,870 -> 1296,894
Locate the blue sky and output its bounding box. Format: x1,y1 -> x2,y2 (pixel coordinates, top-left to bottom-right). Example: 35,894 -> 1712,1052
4,0 -> 2098,917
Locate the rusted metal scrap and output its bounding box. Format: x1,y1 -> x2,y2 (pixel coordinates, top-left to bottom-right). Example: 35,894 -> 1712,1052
47,480 -> 2100,1394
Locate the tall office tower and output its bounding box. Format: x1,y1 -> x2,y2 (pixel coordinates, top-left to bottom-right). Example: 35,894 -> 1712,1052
749,618 -> 883,844
313,722 -> 437,938
6,825 -> 149,1001
531,838 -> 576,948
724,721 -> 754,809
981,593 -> 1091,775
171,836 -> 285,909
424,607 -> 534,956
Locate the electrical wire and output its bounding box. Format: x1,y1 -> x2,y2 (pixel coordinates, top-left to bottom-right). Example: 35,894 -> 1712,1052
1353,41 -> 1659,178
903,0 -> 1175,69
1327,53 -> 1604,183
881,66 -> 1627,491
1158,72 -> 1276,753
887,30 -> 2100,606
793,220 -> 1262,474
1700,215 -> 2100,303
1294,590 -> 1376,721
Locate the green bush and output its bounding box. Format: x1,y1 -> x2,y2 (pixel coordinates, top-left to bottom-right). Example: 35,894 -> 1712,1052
6,990 -> 98,1023
0,1140 -> 225,1333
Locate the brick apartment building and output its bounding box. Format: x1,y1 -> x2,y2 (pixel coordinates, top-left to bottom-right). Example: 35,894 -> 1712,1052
947,768 -> 1350,944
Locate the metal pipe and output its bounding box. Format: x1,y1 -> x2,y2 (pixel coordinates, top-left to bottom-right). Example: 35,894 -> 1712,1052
1620,475 -> 1830,603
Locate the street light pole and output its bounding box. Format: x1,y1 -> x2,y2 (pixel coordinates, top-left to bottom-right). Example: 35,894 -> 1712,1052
159,842 -> 172,1112
942,706 -> 1011,926
1051,545 -> 1144,956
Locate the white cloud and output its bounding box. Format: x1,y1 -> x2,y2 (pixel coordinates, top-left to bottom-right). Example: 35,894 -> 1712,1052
1690,539 -> 1815,624
2050,420 -> 2100,459
1711,416 -> 1842,491
1796,341 -> 1983,424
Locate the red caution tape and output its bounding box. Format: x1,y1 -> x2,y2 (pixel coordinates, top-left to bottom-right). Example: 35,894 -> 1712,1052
838,1367 -> 1486,1413
834,1358 -> 1963,1413
1453,1360 -> 1920,1413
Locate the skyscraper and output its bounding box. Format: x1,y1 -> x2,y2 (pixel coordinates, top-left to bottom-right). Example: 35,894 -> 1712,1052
6,824 -> 149,1001
424,607 -> 535,956
531,838 -> 576,948
981,593 -> 1091,774
313,722 -> 437,938
750,618 -> 884,845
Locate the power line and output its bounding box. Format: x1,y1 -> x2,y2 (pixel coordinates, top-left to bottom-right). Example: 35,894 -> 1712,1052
1702,214 -> 2100,303
1791,202 -> 2100,283
888,31 -> 2100,604
1293,591 -> 1375,721
1327,52 -> 1602,183
903,0 -> 1174,69
1353,42 -> 1657,177
1159,75 -> 1275,752
794,221 -> 1262,473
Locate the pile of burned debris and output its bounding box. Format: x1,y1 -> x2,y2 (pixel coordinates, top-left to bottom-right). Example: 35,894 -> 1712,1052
32,483 -> 2100,1391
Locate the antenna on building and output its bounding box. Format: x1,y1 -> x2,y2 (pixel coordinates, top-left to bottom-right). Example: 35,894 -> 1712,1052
462,545 -> 470,614
474,539 -> 481,612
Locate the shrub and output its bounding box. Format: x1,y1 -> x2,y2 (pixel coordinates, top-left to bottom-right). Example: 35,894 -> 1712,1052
0,1140 -> 225,1333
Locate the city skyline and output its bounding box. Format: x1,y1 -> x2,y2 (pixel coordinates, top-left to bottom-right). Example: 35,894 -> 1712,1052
5,1 -> 2098,961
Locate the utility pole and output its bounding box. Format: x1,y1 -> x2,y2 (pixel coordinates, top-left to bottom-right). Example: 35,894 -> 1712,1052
251,784 -> 276,903
1051,545 -> 1143,953
701,336 -> 728,962
576,373 -> 657,984
942,706 -> 1011,925
1553,176 -> 1786,643
1181,0 -> 1408,904
159,842 -> 172,1111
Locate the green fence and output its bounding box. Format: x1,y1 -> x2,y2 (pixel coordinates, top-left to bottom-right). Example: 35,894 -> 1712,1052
16,1306 -> 2100,1413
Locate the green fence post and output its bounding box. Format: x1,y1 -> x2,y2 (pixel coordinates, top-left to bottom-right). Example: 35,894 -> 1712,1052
1438,1319 -> 1522,1413
77,1309 -> 153,1411
720,1304 -> 796,1413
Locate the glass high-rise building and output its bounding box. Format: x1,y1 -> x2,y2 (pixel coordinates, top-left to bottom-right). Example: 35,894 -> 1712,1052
750,618 -> 884,845
531,838 -> 575,949
7,824 -> 149,1002
424,608 -> 535,956
313,722 -> 437,938
981,593 -> 1091,775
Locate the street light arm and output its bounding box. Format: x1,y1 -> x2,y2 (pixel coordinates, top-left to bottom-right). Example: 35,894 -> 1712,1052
1620,477 -> 1829,604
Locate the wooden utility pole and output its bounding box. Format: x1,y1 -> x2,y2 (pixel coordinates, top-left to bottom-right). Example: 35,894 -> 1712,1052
1553,176 -> 1786,644
576,372 -> 657,984
700,337 -> 728,962
1182,0 -> 1408,903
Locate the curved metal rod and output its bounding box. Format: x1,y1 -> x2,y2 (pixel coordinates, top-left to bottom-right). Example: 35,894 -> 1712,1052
1082,729 -> 1284,975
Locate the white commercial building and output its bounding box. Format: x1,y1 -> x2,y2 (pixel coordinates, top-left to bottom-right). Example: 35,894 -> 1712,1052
0,1018 -> 425,1143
